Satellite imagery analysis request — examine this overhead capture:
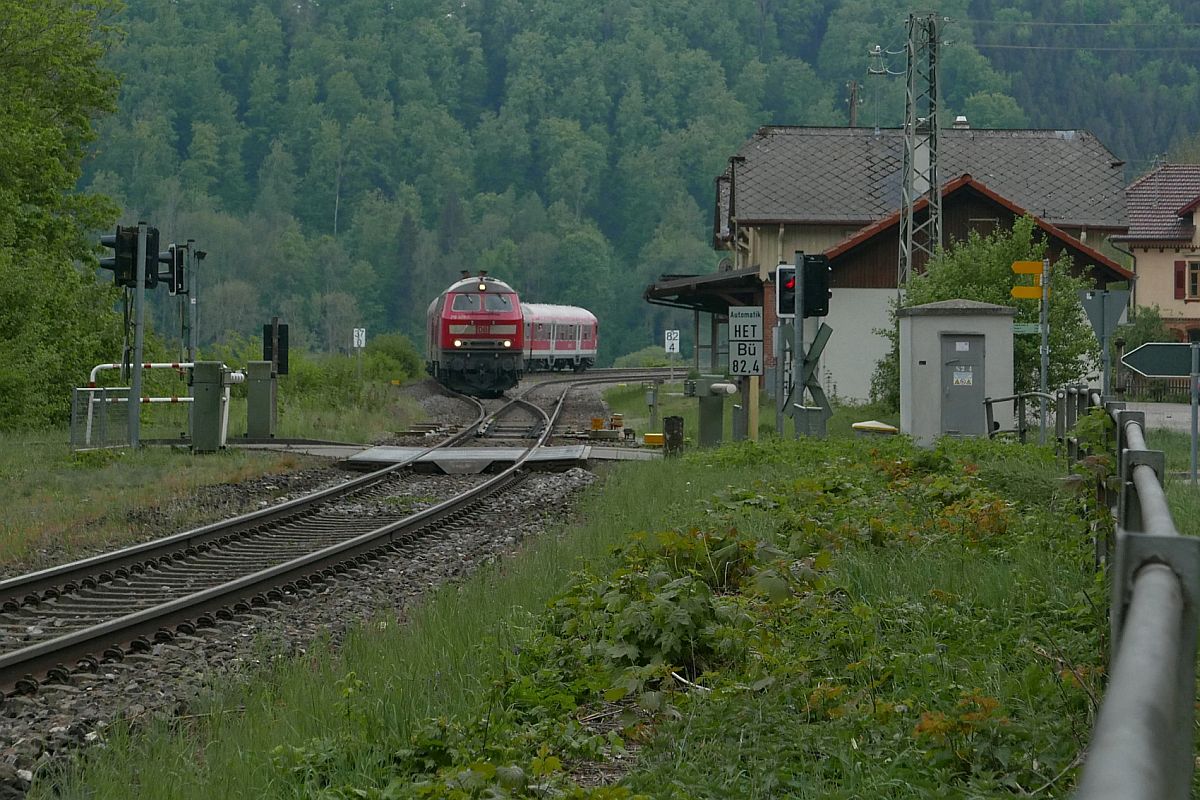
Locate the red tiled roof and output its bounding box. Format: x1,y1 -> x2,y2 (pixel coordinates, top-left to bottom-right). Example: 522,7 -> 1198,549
823,174 -> 1135,282
1119,164 -> 1200,241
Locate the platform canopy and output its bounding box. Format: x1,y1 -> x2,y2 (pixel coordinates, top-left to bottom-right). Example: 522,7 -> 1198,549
643,266 -> 763,315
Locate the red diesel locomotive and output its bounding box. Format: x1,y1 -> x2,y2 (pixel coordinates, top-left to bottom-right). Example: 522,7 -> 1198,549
425,273 -> 524,396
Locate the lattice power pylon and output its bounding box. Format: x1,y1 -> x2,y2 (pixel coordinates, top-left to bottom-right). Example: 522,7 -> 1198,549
897,12 -> 942,289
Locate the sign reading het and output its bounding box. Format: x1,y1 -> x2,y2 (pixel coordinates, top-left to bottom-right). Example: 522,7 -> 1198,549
728,306 -> 764,376
664,329 -> 680,354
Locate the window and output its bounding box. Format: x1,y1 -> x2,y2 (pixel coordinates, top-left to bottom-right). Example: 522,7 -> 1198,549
1174,260 -> 1200,300
451,294 -> 481,311
484,293 -> 513,312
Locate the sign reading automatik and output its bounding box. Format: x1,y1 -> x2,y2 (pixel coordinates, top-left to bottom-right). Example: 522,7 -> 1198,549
728,307 -> 763,376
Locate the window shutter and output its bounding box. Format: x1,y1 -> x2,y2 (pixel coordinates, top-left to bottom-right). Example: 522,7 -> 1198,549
1176,261 -> 1186,299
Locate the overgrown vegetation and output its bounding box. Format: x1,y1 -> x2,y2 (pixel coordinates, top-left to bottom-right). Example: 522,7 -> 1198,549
33,433 -> 1114,798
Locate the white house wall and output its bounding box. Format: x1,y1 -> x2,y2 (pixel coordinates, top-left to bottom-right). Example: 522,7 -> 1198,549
816,288 -> 896,402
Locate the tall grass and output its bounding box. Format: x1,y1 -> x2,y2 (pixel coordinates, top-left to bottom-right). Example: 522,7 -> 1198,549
0,431 -> 321,566
32,458 -> 744,799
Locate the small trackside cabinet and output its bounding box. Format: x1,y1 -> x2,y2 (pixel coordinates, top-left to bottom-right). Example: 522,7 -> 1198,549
691,375 -> 738,447
898,300 -> 1015,447
190,361 -> 224,453
246,360 -> 276,438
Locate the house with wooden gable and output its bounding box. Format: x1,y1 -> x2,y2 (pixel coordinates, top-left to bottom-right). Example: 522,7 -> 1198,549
646,124 -> 1132,401
1112,164 -> 1200,341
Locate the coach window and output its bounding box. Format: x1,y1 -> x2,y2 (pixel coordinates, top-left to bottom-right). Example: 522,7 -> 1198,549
451,294 -> 481,311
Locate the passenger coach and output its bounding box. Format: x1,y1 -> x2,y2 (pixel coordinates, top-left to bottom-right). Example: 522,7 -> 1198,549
521,303 -> 598,372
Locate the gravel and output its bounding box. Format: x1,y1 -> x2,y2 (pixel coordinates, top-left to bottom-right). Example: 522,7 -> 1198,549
0,378 -> 617,798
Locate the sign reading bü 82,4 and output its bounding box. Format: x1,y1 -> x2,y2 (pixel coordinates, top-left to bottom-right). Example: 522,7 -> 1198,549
728,307 -> 763,376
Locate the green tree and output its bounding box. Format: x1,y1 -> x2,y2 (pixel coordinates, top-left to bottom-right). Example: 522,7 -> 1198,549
870,217 -> 1097,408
0,0 -> 123,429
1115,304 -> 1175,352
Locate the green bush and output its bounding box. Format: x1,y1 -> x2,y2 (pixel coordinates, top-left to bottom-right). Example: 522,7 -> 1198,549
364,332 -> 423,380
614,345 -> 673,368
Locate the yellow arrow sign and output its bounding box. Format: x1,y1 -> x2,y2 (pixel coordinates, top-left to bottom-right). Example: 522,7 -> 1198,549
1010,285 -> 1044,299
1012,260 -> 1043,274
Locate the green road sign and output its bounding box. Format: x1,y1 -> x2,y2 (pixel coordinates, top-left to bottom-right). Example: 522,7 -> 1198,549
1122,342 -> 1197,378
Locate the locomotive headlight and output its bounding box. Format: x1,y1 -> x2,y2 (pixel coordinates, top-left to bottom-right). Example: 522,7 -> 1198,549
503,340 -> 511,348
453,339 -> 463,347
478,283 -> 487,291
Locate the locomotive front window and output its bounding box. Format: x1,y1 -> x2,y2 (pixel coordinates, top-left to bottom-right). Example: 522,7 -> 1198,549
451,294 -> 481,311
484,294 -> 514,312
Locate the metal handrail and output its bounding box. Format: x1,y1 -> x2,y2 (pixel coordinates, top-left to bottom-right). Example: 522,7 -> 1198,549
983,390 -> 1056,443
1070,394 -> 1200,800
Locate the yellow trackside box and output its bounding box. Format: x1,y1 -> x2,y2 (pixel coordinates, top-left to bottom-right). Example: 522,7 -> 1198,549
591,417 -> 605,430
643,432 -> 665,446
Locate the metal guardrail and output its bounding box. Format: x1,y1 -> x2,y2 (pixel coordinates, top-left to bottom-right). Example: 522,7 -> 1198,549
987,387 -> 1200,798
984,390 -> 1057,443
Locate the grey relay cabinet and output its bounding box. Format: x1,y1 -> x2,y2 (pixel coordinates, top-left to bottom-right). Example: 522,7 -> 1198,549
897,299 -> 1015,447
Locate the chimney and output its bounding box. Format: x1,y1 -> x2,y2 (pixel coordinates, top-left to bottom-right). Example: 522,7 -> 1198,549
952,115 -> 970,130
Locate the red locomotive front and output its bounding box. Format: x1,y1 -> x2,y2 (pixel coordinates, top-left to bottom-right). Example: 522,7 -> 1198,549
425,273 -> 525,396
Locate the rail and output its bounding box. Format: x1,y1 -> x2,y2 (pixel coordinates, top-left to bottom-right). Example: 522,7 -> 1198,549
986,387 -> 1200,798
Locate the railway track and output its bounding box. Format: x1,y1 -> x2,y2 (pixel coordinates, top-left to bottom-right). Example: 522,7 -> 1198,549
0,392 -> 518,693
0,368 -> 665,695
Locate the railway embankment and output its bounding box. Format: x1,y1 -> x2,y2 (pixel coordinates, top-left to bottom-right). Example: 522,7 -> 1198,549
29,432 -> 1126,798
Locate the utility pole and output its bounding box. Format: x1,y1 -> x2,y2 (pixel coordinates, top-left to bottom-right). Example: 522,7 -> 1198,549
898,12 -> 942,290
846,80 -> 861,127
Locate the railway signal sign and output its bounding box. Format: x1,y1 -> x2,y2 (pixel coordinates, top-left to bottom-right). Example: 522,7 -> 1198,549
728,307 -> 763,376
353,327 -> 366,349
1122,342 -> 1196,379
664,329 -> 680,354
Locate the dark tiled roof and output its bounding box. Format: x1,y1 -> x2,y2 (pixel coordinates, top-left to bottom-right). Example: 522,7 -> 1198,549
725,126 -> 1127,230
1120,164 -> 1200,241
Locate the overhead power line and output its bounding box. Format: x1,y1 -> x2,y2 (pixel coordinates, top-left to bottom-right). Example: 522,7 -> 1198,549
958,18 -> 1200,28
973,43 -> 1200,52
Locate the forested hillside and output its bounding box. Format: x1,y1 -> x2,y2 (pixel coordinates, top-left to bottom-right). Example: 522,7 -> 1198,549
56,0 -> 1198,365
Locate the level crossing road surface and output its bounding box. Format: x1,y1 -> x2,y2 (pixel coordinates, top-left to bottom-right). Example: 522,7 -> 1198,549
1123,402 -> 1198,434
